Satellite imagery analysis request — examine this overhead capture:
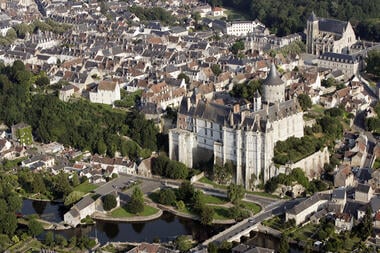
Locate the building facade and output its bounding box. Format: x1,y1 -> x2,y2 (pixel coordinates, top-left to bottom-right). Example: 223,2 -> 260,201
306,12 -> 356,55
89,80 -> 121,105
169,64 -> 304,189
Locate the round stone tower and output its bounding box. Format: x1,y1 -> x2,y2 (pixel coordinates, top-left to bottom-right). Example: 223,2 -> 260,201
262,62 -> 285,104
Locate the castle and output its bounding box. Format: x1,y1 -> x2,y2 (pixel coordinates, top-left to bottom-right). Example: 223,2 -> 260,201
306,12 -> 356,55
169,64 -> 304,189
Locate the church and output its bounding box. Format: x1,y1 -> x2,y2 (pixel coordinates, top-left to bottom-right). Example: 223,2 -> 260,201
306,12 -> 356,55
169,64 -> 304,189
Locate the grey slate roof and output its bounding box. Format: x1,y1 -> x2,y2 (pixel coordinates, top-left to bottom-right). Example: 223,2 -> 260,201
75,195 -> 95,210
287,193 -> 329,215
332,188 -> 346,200
318,18 -> 347,35
263,63 -> 284,86
356,183 -> 371,194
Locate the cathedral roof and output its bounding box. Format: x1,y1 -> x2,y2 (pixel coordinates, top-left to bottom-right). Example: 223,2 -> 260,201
263,63 -> 284,86
318,18 -> 348,35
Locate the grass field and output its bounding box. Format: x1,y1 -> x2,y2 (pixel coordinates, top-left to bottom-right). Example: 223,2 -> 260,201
201,194 -> 228,204
110,205 -> 159,218
74,181 -> 98,193
212,206 -> 231,220
241,201 -> 261,214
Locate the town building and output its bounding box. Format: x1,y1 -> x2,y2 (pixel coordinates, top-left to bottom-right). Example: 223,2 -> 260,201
226,20 -> 266,37
89,80 -> 121,105
318,52 -> 359,80
169,63 -> 304,188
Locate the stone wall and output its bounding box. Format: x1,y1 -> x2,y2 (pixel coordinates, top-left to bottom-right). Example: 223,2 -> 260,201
280,146 -> 330,179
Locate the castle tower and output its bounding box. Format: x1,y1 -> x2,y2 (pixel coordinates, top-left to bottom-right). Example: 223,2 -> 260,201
253,90 -> 261,111
262,63 -> 285,104
306,11 -> 319,54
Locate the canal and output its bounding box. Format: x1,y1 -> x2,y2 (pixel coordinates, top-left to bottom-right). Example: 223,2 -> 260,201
21,199 -> 227,244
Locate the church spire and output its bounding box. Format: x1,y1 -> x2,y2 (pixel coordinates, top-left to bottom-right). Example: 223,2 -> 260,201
308,11 -> 318,22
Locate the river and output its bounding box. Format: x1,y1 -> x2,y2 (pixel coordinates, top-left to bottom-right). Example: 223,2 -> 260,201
21,199 -> 226,244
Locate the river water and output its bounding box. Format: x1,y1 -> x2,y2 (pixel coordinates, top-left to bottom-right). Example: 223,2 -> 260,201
21,199 -> 226,244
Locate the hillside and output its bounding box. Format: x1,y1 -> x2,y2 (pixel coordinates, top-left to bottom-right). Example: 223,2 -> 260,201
208,0 -> 380,41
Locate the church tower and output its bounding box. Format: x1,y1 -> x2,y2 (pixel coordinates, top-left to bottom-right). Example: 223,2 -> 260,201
306,12 -> 319,54
253,90 -> 261,111
262,63 -> 285,104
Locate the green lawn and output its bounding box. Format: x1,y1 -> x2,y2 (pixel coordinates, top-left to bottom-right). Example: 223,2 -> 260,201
74,181 -> 98,193
201,194 -> 228,204
212,206 -> 231,220
110,205 -> 159,218
262,216 -> 284,230
241,201 -> 261,214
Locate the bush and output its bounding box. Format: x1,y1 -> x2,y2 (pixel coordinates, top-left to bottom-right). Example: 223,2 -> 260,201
158,188 -> 176,206
102,194 -> 117,211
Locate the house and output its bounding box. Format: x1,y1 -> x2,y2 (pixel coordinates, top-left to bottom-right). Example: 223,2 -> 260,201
330,188 -> 346,213
355,183 -> 374,203
126,243 -> 177,253
334,213 -> 353,232
286,193 -> 329,225
310,209 -> 327,224
211,7 -> 223,17
90,155 -> 137,175
232,244 -> 274,253
318,53 -> 359,81
64,191 -> 120,227
334,165 -> 355,188
59,84 -> 79,102
137,156 -> 153,177
0,139 -> 12,153
89,80 -> 121,105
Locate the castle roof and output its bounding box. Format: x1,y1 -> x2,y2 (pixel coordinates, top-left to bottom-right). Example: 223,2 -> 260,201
263,63 -> 284,86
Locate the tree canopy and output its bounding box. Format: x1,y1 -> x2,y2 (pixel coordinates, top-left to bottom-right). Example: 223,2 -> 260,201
210,0 -> 380,40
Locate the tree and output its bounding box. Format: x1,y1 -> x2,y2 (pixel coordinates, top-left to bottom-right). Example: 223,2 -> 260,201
103,194 -> 117,211
211,64 -> 222,76
177,73 -> 190,84
230,40 -> 245,55
55,234 -> 68,247
35,75 -> 50,87
2,213 -> 17,236
227,183 -> 245,205
7,193 -> 22,212
366,50 -> 380,77
28,219 -> 43,238
97,138 -> 107,155
213,162 -> 233,184
45,231 -> 54,247
71,173 -> 80,187
297,94 -> 312,111
159,188 -> 176,206
279,232 -> 290,253
192,190 -> 205,213
175,235 -> 192,252
127,186 -> 144,214
200,206 -> 214,225
53,172 -> 72,199
177,181 -> 195,202
227,205 -> 250,221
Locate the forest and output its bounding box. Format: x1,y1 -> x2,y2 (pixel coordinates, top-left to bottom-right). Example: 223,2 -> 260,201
0,61 -> 158,160
207,0 -> 380,41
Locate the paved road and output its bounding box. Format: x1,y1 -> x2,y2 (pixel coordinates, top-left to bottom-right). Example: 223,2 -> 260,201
197,198 -> 302,248
93,173 -> 280,214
